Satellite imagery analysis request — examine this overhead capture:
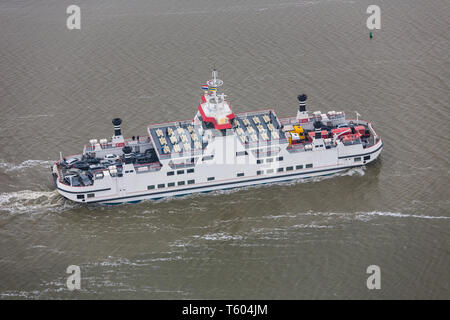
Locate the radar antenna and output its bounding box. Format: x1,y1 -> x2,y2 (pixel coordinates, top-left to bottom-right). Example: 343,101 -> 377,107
207,69 -> 223,89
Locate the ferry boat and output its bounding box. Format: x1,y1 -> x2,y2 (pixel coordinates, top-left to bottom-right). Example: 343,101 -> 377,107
52,70 -> 382,204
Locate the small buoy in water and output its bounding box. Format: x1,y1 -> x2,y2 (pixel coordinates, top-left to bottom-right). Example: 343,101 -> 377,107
369,31 -> 373,39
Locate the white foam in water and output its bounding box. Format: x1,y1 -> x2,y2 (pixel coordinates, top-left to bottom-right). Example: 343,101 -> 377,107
0,159 -> 54,173
355,211 -> 450,220
0,190 -> 78,214
290,223 -> 333,229
265,210 -> 449,222
194,232 -> 244,241
340,166 -> 366,177
300,210 -> 449,221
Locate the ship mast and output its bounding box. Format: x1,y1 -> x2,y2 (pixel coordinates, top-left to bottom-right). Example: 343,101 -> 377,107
197,69 -> 235,130
207,69 -> 224,105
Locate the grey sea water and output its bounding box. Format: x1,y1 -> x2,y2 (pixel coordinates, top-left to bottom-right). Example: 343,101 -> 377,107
0,0 -> 449,299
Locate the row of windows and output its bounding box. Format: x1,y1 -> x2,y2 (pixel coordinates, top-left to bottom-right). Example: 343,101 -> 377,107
77,193 -> 95,200
148,179 -> 195,190
354,155 -> 370,162
148,172 -> 236,190
256,156 -> 283,164
152,162 -> 315,189
82,155 -> 369,196
167,168 -> 194,176
256,164 -> 313,175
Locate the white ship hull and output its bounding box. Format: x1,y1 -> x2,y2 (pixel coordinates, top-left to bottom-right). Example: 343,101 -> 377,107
53,70 -> 383,205
54,138 -> 382,205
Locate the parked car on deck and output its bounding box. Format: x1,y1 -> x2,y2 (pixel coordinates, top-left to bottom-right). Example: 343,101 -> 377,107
65,157 -> 80,166
104,154 -> 119,161
72,161 -> 90,171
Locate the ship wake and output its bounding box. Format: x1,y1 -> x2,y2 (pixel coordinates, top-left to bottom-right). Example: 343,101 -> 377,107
0,159 -> 54,173
0,190 -> 78,215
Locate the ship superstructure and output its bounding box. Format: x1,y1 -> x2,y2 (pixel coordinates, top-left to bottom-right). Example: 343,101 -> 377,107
52,70 -> 382,204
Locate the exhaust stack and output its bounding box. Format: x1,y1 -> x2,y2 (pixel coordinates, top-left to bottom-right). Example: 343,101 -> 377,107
298,94 -> 307,112
112,118 -> 122,136
296,94 -> 309,122
122,146 -> 133,165
111,118 -> 125,146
